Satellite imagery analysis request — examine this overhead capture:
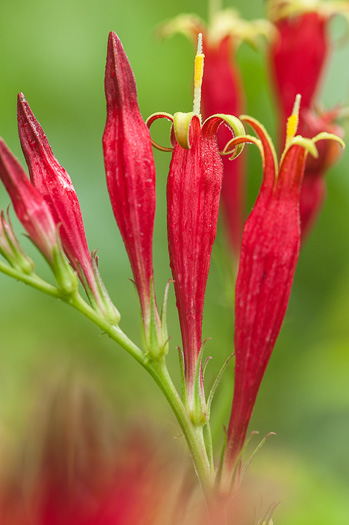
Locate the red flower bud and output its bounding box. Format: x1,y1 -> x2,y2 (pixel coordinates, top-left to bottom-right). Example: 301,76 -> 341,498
103,32 -> 157,333
0,138 -> 57,263
17,94 -> 118,320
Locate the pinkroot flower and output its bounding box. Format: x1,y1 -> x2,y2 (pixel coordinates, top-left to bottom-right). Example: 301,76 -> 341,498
17,94 -> 118,322
220,97 -> 344,485
160,11 -> 273,259
268,0 -> 348,238
147,36 -> 245,419
268,0 -> 349,136
103,31 -> 160,347
0,138 -> 59,264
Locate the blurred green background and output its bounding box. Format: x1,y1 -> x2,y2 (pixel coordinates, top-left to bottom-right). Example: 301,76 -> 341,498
0,0 -> 349,523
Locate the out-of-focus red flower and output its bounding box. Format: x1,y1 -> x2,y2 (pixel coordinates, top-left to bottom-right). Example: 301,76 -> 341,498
268,0 -> 349,126
299,107 -> 344,238
268,0 -> 348,237
103,31 -> 160,346
269,10 -> 327,127
0,371 -> 274,525
160,11 -> 273,259
0,138 -> 58,264
220,100 -> 344,484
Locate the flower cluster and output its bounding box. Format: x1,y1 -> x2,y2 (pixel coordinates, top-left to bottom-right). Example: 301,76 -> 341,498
0,0 -> 346,513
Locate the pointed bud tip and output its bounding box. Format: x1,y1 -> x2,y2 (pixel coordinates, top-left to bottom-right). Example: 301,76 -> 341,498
107,31 -> 124,56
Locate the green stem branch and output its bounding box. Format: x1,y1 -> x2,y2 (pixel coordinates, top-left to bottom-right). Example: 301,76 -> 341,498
0,262 -> 214,494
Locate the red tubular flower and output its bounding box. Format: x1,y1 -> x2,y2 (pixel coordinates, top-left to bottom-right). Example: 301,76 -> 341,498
103,31 -> 158,343
0,138 -> 58,263
167,115 -> 223,415
17,94 -> 118,321
147,35 -> 245,419
160,12 -> 273,259
220,99 -> 344,485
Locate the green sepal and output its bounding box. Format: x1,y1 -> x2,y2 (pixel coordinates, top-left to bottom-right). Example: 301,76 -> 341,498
203,356 -> 212,377
216,425 -> 228,485
241,431 -> 276,478
145,277 -> 163,357
0,210 -> 34,275
52,234 -> 78,296
207,352 -> 234,418
188,339 -> 210,426
177,346 -> 186,400
159,279 -> 172,356
90,251 -> 120,325
203,422 -> 214,475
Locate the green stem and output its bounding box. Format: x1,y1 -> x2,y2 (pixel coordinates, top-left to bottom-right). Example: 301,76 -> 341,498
148,359 -> 213,495
0,261 -> 63,298
0,263 -> 214,493
0,262 -> 145,364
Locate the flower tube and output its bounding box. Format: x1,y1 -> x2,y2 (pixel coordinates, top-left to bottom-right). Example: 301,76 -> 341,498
220,96 -> 344,486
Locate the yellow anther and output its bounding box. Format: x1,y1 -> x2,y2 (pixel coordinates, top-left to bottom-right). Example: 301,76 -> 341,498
193,33 -> 205,116
194,53 -> 204,89
286,94 -> 301,143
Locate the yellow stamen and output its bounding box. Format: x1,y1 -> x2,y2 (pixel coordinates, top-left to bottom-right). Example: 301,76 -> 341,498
193,33 -> 205,116
286,94 -> 301,144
